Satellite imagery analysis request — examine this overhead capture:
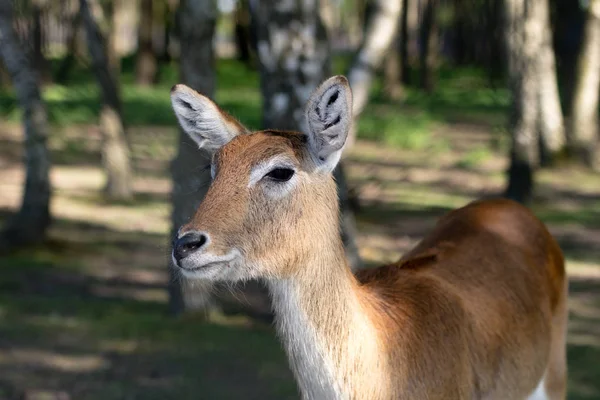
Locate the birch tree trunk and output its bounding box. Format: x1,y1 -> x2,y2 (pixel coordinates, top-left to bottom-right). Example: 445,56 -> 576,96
502,0 -> 566,203
346,0 -> 403,145
569,0 -> 600,170
255,0 -> 363,270
168,0 -> 218,316
535,0 -> 565,165
0,1 -> 51,249
80,0 -> 133,201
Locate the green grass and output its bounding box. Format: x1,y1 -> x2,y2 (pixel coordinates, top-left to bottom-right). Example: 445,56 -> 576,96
455,146 -> 493,169
0,57 -> 509,152
0,239 -> 297,399
2,56 -> 599,399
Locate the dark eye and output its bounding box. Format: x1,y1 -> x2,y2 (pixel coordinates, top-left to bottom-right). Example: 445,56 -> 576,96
265,168 -> 295,182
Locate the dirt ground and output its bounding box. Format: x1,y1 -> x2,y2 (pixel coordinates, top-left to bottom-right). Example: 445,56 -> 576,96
0,121 -> 599,399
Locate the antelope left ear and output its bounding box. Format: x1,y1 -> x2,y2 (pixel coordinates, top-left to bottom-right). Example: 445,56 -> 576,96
304,75 -> 353,172
170,84 -> 246,155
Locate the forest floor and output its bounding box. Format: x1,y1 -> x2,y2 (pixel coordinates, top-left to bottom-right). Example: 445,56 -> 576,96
0,60 -> 599,399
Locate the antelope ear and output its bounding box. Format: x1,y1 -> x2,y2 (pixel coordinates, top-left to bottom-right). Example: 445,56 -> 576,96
304,75 -> 353,172
170,84 -> 246,154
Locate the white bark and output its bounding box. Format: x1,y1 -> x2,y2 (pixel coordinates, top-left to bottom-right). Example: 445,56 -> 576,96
503,0 -> 542,203
570,0 -> 600,169
80,0 -> 133,200
503,0 -> 566,202
255,0 -> 363,271
0,0 -> 51,247
346,0 -> 402,146
535,0 -> 565,158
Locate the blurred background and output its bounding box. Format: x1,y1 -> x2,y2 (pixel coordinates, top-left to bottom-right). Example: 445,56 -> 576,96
0,0 -> 599,398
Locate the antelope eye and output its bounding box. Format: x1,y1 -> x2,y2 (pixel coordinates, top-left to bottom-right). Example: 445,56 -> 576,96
265,168 -> 295,182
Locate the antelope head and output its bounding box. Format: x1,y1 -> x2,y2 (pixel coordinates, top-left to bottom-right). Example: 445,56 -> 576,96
170,76 -> 352,281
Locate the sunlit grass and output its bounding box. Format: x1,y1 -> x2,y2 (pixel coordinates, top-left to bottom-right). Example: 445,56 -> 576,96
0,57 -> 509,151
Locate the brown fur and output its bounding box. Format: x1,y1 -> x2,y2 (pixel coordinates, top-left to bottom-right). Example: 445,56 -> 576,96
176,94 -> 567,399
358,198 -> 567,398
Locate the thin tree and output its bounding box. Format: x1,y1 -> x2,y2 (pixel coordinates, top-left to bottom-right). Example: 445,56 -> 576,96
169,0 -> 219,316
0,0 -> 51,249
400,0 -> 419,85
55,4 -> 82,84
346,0 -> 403,147
419,0 -> 438,92
254,0 -> 363,270
233,0 -> 254,65
79,0 -> 133,200
569,0 -> 600,170
535,0 -> 565,165
383,24 -> 404,100
503,0 -> 566,203
32,0 -> 52,85
136,0 -> 158,86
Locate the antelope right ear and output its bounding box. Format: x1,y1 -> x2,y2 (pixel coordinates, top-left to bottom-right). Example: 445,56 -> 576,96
304,75 -> 353,172
170,84 -> 246,154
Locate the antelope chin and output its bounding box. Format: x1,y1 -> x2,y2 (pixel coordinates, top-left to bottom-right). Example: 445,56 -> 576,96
173,249 -> 243,281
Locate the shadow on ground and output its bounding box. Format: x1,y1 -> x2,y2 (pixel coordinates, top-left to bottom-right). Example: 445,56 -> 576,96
0,206 -> 598,399
0,215 -> 295,400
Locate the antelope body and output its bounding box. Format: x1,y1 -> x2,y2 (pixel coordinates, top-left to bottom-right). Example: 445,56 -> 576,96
169,76 -> 568,400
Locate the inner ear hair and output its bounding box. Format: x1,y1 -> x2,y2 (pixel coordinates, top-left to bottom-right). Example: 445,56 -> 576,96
170,84 -> 248,151
304,76 -> 353,170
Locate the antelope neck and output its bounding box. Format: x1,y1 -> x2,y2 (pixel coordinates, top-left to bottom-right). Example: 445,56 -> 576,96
268,240 -> 387,399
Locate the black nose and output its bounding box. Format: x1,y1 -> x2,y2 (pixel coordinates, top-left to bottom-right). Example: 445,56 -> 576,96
173,231 -> 208,263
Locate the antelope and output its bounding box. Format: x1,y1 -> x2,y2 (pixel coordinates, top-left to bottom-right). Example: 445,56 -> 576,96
169,76 -> 568,400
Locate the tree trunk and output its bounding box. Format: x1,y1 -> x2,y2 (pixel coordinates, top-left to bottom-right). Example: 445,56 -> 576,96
569,0 -> 600,170
32,1 -> 52,85
419,0 -> 438,93
485,0 -> 505,86
503,0 -> 558,204
0,1 -> 51,250
234,0 -> 253,64
136,0 -> 157,86
0,62 -> 10,88
400,0 -> 418,85
255,0 -> 363,271
453,0 -> 468,65
169,0 -> 219,316
256,0 -> 330,131
55,9 -> 82,84
383,32 -> 404,100
535,0 -> 566,165
80,0 -> 133,201
346,0 -> 403,144
107,0 -> 122,77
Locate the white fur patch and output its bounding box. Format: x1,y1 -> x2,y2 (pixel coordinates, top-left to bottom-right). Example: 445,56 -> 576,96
248,156 -> 296,187
269,280 -> 343,400
268,278 -> 388,400
527,375 -> 548,400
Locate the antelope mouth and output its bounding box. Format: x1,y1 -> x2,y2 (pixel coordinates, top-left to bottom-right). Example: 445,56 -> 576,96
173,250 -> 241,280
182,261 -> 223,272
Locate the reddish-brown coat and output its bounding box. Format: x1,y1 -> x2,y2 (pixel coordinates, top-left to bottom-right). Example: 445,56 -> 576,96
358,198 -> 567,398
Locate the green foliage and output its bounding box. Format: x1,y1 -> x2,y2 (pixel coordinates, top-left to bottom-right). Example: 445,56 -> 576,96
0,57 -> 508,157
358,110 -> 435,150
456,146 -> 493,169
